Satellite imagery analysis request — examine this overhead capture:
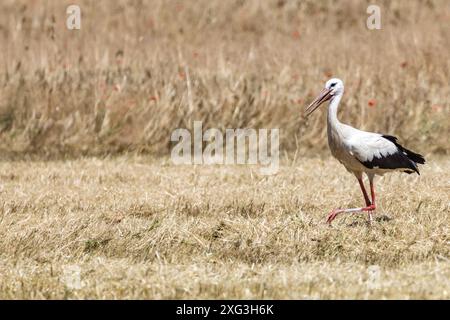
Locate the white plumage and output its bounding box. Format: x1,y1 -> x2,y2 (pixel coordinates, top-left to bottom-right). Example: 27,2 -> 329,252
349,133 -> 397,162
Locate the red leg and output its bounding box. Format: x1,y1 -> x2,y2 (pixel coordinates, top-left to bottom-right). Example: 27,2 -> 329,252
370,179 -> 376,208
362,178 -> 376,212
358,178 -> 371,206
364,178 -> 376,223
327,176 -> 376,224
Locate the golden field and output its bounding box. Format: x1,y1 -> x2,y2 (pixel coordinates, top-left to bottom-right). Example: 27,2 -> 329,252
0,157 -> 448,299
0,0 -> 448,299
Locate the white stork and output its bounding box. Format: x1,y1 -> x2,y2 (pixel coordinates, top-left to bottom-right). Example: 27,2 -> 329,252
305,78 -> 425,224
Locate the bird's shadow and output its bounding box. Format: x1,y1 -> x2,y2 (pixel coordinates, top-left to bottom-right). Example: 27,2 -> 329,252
347,214 -> 393,227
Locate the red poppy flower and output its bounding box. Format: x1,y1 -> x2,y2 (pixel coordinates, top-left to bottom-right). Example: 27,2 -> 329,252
292,30 -> 300,39
431,105 -> 442,112
368,99 -> 376,107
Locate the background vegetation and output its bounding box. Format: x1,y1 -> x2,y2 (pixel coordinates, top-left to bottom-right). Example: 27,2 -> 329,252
0,0 -> 448,158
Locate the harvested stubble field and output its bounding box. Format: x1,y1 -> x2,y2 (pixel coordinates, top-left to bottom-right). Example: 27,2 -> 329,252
0,0 -> 449,299
0,157 -> 449,299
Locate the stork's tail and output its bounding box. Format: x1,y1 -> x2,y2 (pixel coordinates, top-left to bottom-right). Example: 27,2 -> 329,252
382,135 -> 425,175
402,147 -> 425,165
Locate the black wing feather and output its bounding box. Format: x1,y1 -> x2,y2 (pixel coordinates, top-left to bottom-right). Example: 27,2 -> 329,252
382,135 -> 425,164
359,135 -> 425,175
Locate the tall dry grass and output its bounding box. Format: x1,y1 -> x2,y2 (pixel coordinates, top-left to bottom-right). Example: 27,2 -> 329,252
0,0 -> 448,158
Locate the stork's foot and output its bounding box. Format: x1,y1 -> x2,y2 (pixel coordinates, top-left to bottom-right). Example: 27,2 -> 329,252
326,205 -> 377,225
326,209 -> 343,224
363,204 -> 376,225
362,204 -> 376,211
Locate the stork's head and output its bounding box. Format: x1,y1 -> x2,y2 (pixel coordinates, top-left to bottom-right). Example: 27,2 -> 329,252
305,78 -> 344,117
325,78 -> 344,95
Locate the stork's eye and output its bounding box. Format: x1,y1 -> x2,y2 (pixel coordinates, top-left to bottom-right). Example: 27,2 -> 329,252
330,83 -> 337,88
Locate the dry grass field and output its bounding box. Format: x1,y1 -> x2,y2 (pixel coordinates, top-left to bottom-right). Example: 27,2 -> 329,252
0,0 -> 449,299
0,156 -> 448,299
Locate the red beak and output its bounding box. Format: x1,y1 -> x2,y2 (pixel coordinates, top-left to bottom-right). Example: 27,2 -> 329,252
304,88 -> 333,117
